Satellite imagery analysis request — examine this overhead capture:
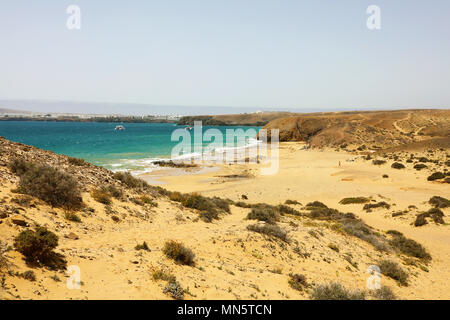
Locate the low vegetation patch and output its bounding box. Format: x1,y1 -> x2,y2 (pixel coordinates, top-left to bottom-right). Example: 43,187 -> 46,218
379,260 -> 408,286
415,208 -> 445,226
311,282 -> 365,300
372,160 -> 386,165
388,232 -> 431,262
163,240 -> 195,266
64,211 -> 81,223
363,201 -> 390,212
413,163 -> 427,171
10,159 -> 82,210
135,241 -> 150,251
91,188 -> 112,205
169,192 -> 230,222
247,207 -> 279,224
285,199 -> 301,205
371,286 -> 397,300
288,274 -> 308,291
247,223 -> 289,242
14,227 -> 66,270
113,171 -> 149,191
304,201 -> 389,251
339,197 -> 370,205
391,162 -> 405,169
163,280 -> 184,300
68,157 -> 88,166
429,196 -> 449,208
427,172 -> 445,181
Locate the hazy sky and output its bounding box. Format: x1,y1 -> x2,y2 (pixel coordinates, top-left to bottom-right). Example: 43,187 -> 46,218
1,0 -> 450,113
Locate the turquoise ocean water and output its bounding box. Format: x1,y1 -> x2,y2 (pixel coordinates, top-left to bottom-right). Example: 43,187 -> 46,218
0,121 -> 260,173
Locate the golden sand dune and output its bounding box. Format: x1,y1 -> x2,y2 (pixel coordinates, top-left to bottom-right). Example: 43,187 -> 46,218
1,136 -> 449,300
262,109 -> 450,150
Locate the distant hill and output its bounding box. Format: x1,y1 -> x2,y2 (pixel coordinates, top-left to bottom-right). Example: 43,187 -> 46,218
262,109 -> 450,150
0,107 -> 30,114
177,112 -> 296,126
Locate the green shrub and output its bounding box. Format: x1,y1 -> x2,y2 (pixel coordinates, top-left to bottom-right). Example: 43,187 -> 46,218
288,274 -> 308,291
9,158 -> 34,176
106,185 -> 124,200
170,193 -> 229,222
305,201 -> 328,209
20,270 -> 36,282
363,201 -> 390,212
64,211 -> 81,223
113,171 -> 148,190
247,223 -> 289,242
91,188 -> 112,205
372,160 -> 386,165
413,163 -> 427,170
371,286 -> 397,300
151,268 -> 175,282
341,219 -> 389,251
311,282 -> 366,300
391,162 -> 405,169
389,233 -> 431,262
247,207 -> 279,224
68,157 -> 88,166
339,197 -> 370,205
277,204 -> 301,216
285,199 -> 301,205
14,227 -> 66,270
379,260 -> 408,286
163,280 -> 184,300
427,172 -> 445,181
428,208 -> 445,224
414,213 -> 428,227
14,161 -> 82,209
163,240 -> 195,266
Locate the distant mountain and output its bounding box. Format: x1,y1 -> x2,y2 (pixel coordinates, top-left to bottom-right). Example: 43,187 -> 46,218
0,107 -> 31,114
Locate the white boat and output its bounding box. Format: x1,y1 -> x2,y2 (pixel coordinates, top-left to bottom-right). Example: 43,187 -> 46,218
115,125 -> 126,131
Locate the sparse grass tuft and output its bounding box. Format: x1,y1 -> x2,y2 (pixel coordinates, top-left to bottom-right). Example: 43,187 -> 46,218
288,274 -> 308,291
163,240 -> 195,266
68,157 -> 88,166
14,227 -> 66,270
247,207 -> 279,224
91,188 -> 112,205
388,233 -> 431,262
64,211 -> 81,223
371,286 -> 397,300
311,282 -> 366,300
247,223 -> 289,242
363,201 -> 390,212
114,171 -> 149,190
135,241 -> 150,251
339,197 -> 370,205
379,260 -> 409,286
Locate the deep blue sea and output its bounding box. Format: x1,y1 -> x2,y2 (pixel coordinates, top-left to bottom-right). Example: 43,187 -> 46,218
0,121 -> 260,173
